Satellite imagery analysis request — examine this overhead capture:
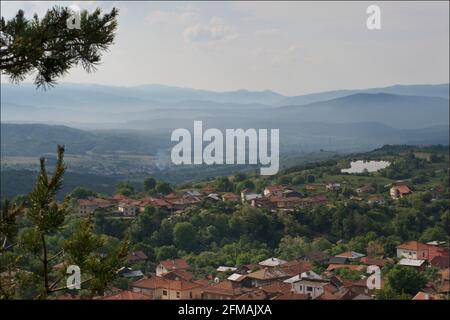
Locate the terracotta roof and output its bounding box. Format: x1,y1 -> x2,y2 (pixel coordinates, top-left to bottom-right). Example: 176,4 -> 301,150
412,291 -> 440,300
149,198 -> 172,208
118,199 -> 140,207
159,259 -> 189,271
281,261 -> 313,276
360,257 -> 386,267
327,264 -> 365,272
439,280 -> 450,293
132,276 -> 168,290
397,241 -> 429,251
110,194 -> 131,202
264,185 -> 284,192
132,276 -> 201,291
194,278 -> 211,287
127,251 -> 148,262
102,290 -> 152,300
327,287 -> 359,300
315,283 -> 339,300
367,195 -> 385,202
161,270 -> 194,281
260,282 -> 292,295
268,196 -> 302,203
430,256 -> 450,269
439,268 -> 450,280
392,185 -> 412,194
236,289 -> 268,300
222,192 -> 239,200
203,280 -> 248,297
78,197 -> 113,207
273,291 -> 309,300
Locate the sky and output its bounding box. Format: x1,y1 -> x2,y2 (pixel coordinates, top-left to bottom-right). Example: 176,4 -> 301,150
1,1 -> 449,95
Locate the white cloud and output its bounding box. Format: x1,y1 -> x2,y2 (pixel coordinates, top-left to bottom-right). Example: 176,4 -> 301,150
183,16 -> 237,43
145,8 -> 197,26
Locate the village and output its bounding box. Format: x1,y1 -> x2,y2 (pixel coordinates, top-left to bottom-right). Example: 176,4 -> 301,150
58,240 -> 449,301
77,181 -> 415,217
70,179 -> 449,300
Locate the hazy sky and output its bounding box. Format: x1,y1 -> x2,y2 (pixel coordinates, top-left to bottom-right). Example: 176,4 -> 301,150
1,1 -> 449,95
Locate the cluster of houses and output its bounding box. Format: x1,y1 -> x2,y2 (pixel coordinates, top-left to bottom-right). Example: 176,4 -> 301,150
77,178 -> 420,219
57,240 -> 448,300
77,184 -> 332,217
77,186 -> 219,217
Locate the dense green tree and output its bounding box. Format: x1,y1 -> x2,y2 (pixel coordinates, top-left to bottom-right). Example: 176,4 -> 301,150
129,206 -> 164,242
277,175 -> 291,185
173,222 -> 197,252
155,181 -> 172,195
143,177 -> 156,193
70,187 -> 97,199
385,265 -> 427,296
115,182 -> 134,196
214,177 -> 234,192
235,180 -> 255,194
276,236 -> 311,260
292,175 -> 306,185
233,173 -> 247,182
156,245 -> 178,261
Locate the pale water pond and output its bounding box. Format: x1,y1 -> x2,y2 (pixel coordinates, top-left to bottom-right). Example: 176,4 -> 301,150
341,160 -> 391,173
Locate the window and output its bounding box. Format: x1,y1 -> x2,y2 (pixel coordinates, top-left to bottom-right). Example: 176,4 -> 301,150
163,290 -> 168,296
307,286 -> 312,292
176,292 -> 181,299
190,292 -> 193,299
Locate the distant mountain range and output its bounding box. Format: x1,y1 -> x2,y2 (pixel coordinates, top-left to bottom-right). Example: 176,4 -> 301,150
2,82 -> 448,111
1,82 -> 449,156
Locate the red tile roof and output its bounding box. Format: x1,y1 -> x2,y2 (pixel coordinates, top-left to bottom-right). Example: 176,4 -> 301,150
397,241 -> 429,251
265,185 -> 284,193
78,197 -> 113,207
280,261 -> 313,276
132,276 -> 201,291
102,290 -> 152,300
360,257 -> 387,267
260,282 -> 292,295
236,289 -> 268,300
222,192 -> 239,200
412,291 -> 440,300
430,256 -> 450,269
393,185 -> 412,194
273,291 -> 309,300
159,259 -> 189,271
327,264 -> 365,272
161,270 -> 194,281
127,251 -> 148,262
203,280 -> 249,297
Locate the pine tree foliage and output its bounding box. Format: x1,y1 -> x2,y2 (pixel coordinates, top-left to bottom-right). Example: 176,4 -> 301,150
9,145 -> 129,298
0,6 -> 118,88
